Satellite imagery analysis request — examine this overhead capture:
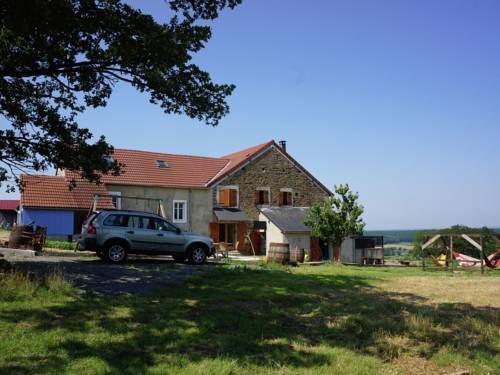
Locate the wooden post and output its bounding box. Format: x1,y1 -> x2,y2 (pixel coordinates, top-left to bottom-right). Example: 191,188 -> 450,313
422,238 -> 425,271
449,235 -> 453,272
480,236 -> 484,275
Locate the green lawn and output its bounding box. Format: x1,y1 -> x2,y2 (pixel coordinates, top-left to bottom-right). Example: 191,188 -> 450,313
0,263 -> 499,375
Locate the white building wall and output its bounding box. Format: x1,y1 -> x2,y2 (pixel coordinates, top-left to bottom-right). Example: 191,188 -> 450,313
285,233 -> 311,253
259,212 -> 311,256
259,212 -> 285,255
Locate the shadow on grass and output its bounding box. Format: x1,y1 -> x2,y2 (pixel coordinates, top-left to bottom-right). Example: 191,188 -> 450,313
0,266 -> 499,374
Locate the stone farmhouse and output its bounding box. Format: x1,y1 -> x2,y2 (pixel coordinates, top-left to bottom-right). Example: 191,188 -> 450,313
20,140 -> 332,258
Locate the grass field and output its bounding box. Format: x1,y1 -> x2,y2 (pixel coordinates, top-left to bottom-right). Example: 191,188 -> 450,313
0,263 -> 498,375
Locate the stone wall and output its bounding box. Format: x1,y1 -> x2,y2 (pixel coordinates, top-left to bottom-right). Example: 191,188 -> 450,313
213,147 -> 329,220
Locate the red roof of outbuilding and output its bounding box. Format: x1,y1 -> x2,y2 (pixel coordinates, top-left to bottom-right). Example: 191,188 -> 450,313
0,199 -> 19,211
21,175 -> 113,210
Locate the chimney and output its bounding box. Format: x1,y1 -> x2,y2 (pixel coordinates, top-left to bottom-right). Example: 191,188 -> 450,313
279,140 -> 287,152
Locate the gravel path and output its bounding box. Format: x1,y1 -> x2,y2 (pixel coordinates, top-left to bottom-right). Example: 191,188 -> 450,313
5,255 -> 216,295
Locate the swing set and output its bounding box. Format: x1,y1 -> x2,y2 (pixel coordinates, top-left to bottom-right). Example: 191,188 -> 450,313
421,232 -> 500,274
87,193 -> 168,219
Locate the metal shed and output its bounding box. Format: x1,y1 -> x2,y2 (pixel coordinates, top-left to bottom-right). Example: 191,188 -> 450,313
340,236 -> 384,265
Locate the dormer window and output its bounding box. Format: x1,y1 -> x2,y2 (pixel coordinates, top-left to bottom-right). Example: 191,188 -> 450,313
156,160 -> 168,168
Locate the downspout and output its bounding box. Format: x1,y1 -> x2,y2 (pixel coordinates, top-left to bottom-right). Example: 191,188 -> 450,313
188,189 -> 193,232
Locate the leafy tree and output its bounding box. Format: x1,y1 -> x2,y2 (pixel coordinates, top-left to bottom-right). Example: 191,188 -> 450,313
0,0 -> 241,191
304,184 -> 365,261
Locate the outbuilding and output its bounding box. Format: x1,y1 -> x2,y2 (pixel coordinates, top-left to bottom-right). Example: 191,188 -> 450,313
20,175 -> 113,239
259,207 -> 329,261
0,200 -> 19,228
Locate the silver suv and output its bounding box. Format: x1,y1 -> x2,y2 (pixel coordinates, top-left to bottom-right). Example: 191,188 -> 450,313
78,210 -> 214,264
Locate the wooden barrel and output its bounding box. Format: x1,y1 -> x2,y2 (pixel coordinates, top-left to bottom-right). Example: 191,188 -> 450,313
8,224 -> 34,249
290,247 -> 305,264
267,243 -> 290,264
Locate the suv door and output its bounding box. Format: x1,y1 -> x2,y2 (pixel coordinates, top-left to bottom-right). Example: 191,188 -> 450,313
153,218 -> 186,254
124,215 -> 159,252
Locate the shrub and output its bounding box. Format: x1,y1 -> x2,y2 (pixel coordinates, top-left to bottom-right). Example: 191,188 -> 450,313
45,240 -> 78,250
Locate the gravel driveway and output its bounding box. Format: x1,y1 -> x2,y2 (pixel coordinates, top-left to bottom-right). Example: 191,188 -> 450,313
6,255 -> 216,295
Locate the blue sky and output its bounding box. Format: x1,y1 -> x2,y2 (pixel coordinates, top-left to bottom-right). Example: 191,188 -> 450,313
5,0 -> 500,229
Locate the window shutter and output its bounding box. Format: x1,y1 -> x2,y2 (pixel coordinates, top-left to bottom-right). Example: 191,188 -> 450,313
229,189 -> 238,207
254,191 -> 260,205
274,191 -> 281,207
219,189 -> 229,207
237,223 -> 247,251
209,223 -> 219,242
264,190 -> 270,205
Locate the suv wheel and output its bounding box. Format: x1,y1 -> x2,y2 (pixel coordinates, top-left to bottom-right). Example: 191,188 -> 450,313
188,245 -> 207,265
104,241 -> 128,263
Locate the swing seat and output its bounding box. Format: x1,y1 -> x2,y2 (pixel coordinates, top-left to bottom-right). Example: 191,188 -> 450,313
484,250 -> 500,269
430,254 -> 446,267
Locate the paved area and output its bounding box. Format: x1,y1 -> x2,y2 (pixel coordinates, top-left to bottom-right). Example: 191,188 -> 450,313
4,254 -> 216,295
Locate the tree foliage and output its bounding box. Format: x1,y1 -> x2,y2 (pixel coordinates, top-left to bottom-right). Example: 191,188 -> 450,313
0,0 -> 241,191
304,184 -> 365,253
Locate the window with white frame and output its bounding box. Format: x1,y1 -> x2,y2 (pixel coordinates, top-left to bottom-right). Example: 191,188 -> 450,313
173,200 -> 187,223
108,191 -> 122,209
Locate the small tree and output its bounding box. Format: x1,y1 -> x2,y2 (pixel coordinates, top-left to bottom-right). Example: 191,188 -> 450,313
304,184 -> 365,261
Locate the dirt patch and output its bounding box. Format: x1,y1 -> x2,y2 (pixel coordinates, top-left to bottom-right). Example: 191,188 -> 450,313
7,255 -> 215,295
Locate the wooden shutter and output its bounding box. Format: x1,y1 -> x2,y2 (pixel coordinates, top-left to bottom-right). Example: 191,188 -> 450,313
209,223 -> 219,242
273,191 -> 281,207
237,223 -> 247,251
263,190 -> 270,205
219,189 -> 230,207
229,189 -> 238,207
310,237 -> 322,261
253,191 -> 260,205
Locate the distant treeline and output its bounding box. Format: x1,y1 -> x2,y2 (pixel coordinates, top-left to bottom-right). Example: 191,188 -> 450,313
365,228 -> 500,244
364,230 -> 420,244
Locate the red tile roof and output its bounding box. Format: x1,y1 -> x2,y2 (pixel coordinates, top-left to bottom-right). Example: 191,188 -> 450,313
99,149 -> 229,188
0,199 -> 19,211
63,142 -> 274,189
207,141 -> 275,185
21,175 -> 114,209
21,140 -> 331,209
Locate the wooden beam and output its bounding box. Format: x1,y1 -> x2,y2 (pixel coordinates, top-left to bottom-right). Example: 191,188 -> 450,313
461,234 -> 482,251
480,236 -> 484,275
422,234 -> 441,250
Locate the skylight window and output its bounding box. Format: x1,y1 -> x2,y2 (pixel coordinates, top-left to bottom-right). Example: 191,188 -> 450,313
156,160 -> 168,168
103,155 -> 114,165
